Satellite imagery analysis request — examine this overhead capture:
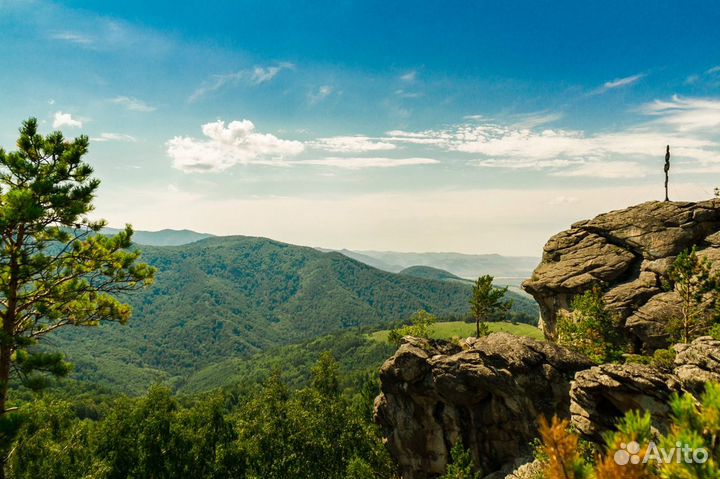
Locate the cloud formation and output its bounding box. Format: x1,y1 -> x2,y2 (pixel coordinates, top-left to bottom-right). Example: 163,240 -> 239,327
166,120 -> 304,173
400,70 -> 417,82
110,96 -> 156,112
52,112 -> 82,129
595,73 -> 645,93
92,133 -> 136,142
311,136 -> 396,153
308,85 -> 333,104
384,95 -> 720,178
302,157 -> 438,169
50,31 -> 93,45
190,63 -> 294,102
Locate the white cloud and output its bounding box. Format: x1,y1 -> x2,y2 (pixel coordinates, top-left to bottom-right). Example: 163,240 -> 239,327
400,70 -> 417,82
50,31 -> 93,45
301,157 -> 438,169
92,133 -> 136,142
110,96 -> 156,112
510,112 -> 563,128
52,112 -> 82,129
552,161 -> 649,179
166,119 -> 304,173
394,89 -> 422,99
380,96 -> 720,178
640,95 -> 720,132
311,136 -> 397,153
308,85 -> 333,104
190,63 -> 294,102
597,73 -> 645,93
251,62 -> 294,84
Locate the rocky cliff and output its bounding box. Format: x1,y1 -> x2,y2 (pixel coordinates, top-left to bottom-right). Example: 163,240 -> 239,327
375,334 -> 720,479
522,200 -> 720,351
374,333 -> 592,478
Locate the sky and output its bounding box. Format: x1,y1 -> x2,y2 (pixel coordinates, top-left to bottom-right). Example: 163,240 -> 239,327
1,0 -> 719,256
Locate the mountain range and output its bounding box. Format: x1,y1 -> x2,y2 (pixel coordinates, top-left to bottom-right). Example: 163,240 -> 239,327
106,228 -> 540,286
54,234 -> 539,393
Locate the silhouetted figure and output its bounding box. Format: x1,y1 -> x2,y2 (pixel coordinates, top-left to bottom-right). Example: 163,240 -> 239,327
664,145 -> 670,202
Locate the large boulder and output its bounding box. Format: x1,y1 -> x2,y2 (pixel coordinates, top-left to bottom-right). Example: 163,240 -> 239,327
374,333 -> 592,479
523,200 -> 720,350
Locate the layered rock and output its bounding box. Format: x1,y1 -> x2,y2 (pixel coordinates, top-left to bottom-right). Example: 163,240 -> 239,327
374,333 -> 592,479
522,200 -> 720,350
568,337 -> 720,443
375,334 -> 720,478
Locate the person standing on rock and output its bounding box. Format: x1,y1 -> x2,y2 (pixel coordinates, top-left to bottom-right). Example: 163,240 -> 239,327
664,145 -> 670,201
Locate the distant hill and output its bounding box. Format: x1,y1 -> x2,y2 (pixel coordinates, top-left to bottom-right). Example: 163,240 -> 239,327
398,265 -> 470,283
101,227 -> 214,246
53,235 -> 539,393
328,250 -> 539,286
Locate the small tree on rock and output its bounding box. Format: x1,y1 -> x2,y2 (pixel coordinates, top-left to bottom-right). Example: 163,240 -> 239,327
469,275 -> 511,338
664,247 -> 720,343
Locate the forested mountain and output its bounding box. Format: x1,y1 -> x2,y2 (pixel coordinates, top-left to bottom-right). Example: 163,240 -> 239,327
101,227 -> 214,246
52,235 -> 538,392
329,249 -> 539,285
398,265 -> 470,283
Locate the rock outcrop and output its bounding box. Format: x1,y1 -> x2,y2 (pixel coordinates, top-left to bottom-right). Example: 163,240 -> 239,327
374,333 -> 593,479
569,337 -> 720,442
522,200 -> 720,350
375,334 -> 720,478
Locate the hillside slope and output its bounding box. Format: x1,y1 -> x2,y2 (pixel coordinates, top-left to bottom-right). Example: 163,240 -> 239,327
335,250 -> 538,286
101,227 -> 214,246
54,235 -> 537,392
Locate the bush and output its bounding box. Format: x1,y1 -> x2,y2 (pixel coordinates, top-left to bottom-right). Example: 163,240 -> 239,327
387,310 -> 437,346
555,287 -> 625,364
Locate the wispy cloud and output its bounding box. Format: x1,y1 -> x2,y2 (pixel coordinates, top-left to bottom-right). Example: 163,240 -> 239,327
310,136 -> 396,153
92,133 -> 136,142
189,63 -> 294,102
166,120 -> 304,173
50,31 -> 93,45
593,73 -> 645,94
400,70 -> 417,82
251,62 -> 294,84
302,157 -> 438,169
308,85 -> 333,104
52,112 -> 82,129
394,89 -> 422,99
380,95 -> 720,178
110,96 -> 156,112
640,95 -> 720,132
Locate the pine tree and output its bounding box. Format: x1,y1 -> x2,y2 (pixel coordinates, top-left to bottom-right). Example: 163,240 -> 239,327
664,247 -> 720,343
470,275 -> 512,338
0,119 -> 155,477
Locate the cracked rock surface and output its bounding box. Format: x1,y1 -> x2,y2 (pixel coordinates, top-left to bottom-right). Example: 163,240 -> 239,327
375,335 -> 720,478
522,200 -> 720,350
374,333 -> 592,479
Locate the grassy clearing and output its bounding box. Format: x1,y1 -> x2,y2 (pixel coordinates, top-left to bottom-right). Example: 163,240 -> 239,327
368,320 -> 544,343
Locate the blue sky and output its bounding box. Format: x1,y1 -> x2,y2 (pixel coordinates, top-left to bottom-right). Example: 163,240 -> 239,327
1,0 -> 719,255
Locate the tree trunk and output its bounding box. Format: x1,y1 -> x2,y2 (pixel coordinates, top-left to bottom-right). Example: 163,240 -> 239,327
476,318 -> 480,338
0,323 -> 10,479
